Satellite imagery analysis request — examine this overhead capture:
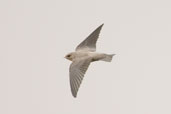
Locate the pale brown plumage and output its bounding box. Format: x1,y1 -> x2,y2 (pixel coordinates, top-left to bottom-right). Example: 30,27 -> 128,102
65,24 -> 115,97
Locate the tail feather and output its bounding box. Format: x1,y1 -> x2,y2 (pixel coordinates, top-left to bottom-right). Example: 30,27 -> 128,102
101,54 -> 115,62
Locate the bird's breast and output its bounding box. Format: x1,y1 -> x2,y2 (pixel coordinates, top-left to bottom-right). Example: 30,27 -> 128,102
72,52 -> 89,59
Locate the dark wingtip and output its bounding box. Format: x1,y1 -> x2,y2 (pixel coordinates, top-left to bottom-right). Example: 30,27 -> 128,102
71,91 -> 77,98
73,94 -> 77,98
100,23 -> 104,27
96,23 -> 104,31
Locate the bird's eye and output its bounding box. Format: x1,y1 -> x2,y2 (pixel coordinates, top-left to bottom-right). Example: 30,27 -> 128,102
67,55 -> 71,57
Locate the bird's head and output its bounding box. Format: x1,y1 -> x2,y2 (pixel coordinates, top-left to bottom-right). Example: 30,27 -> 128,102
65,53 -> 74,61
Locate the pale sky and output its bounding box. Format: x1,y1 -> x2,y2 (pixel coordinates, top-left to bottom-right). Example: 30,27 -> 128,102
0,0 -> 171,114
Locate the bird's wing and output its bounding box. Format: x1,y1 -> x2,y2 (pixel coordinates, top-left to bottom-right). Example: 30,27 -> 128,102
69,58 -> 92,97
75,24 -> 104,52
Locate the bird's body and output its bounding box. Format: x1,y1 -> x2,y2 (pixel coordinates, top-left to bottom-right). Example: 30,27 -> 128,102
66,51 -> 114,62
65,24 -> 115,97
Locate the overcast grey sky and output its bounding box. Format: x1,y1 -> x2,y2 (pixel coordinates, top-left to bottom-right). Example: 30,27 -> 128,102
0,0 -> 171,114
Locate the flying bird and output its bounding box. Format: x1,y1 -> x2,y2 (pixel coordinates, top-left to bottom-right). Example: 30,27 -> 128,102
65,24 -> 115,97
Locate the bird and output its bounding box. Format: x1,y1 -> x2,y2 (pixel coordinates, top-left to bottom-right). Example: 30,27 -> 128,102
65,24 -> 115,98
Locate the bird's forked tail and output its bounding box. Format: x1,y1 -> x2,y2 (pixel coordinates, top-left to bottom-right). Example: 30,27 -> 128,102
101,54 -> 115,62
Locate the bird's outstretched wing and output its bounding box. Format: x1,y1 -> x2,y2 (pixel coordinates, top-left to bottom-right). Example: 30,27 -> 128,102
69,58 -> 92,97
75,24 -> 104,52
